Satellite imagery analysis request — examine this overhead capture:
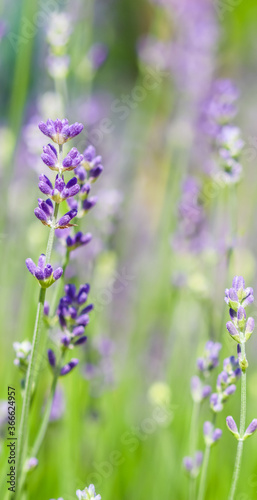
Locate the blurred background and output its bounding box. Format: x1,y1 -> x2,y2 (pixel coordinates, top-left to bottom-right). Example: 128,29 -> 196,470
1,0 -> 257,498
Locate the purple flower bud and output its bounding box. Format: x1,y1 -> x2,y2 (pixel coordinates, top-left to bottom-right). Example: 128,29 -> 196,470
44,264 -> 53,279
57,209 -> 77,228
232,276 -> 245,291
203,421 -> 213,436
35,268 -> 45,280
224,384 -> 236,397
74,336 -> 88,346
226,416 -> 239,438
244,419 -> 257,439
60,358 -> 79,376
73,326 -> 85,336
245,317 -> 255,341
26,258 -> 37,275
53,267 -> 63,281
195,451 -> 203,467
41,143 -> 58,168
226,321 -> 239,340
44,301 -> 50,316
83,197 -> 97,211
183,457 -> 193,472
48,349 -> 56,368
213,429 -> 222,442
202,385 -> 211,399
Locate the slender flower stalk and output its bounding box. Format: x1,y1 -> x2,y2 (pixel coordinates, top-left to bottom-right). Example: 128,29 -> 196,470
224,276 -> 256,500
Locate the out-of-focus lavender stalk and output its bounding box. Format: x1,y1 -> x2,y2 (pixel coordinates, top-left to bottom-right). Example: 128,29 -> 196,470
225,277 -> 256,500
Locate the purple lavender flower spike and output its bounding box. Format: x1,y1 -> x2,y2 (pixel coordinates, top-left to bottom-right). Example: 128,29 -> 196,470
183,451 -> 203,478
48,349 -> 56,368
226,416 -> 239,439
244,419 -> 257,440
25,257 -> 63,288
38,119 -> 83,145
60,358 -> 79,376
232,276 -> 245,291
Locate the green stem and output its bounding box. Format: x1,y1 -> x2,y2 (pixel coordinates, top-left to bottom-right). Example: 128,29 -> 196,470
197,445 -> 211,500
228,343 -> 247,500
15,201 -> 59,499
15,286 -> 46,494
188,401 -> 200,500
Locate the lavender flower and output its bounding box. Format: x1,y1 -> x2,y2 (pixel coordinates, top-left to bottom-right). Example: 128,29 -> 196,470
225,277 -> 255,345
38,119 -> 83,145
39,174 -> 80,203
76,484 -> 101,500
203,421 -> 222,446
26,254 -> 63,288
226,416 -> 239,439
34,198 -> 77,229
60,358 -> 79,376
191,376 -> 211,403
210,356 -> 241,413
244,419 -> 257,440
66,231 -> 92,251
41,145 -> 83,174
197,341 -> 222,376
183,451 -> 203,478
88,43 -> 108,70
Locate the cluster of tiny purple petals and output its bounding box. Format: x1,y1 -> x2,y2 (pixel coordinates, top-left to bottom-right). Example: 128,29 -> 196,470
38,119 -> 83,145
34,198 -> 77,229
26,254 -> 63,288
190,375 -> 211,404
41,144 -> 83,173
66,231 -> 92,251
210,356 -> 241,413
225,276 -> 255,344
183,451 -> 203,478
203,421 -> 222,446
202,80 -> 243,184
39,174 -> 80,203
197,341 -> 221,376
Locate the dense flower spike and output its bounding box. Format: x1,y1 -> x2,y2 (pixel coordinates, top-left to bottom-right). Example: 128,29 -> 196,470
41,144 -> 83,174
81,145 -> 103,180
210,356 -> 241,413
76,484 -> 101,500
26,254 -> 63,288
183,451 -> 203,478
225,276 -> 255,345
39,174 -> 80,203
13,341 -> 32,372
34,198 -> 77,229
38,119 -> 83,145
203,421 -> 222,446
197,341 -> 222,376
